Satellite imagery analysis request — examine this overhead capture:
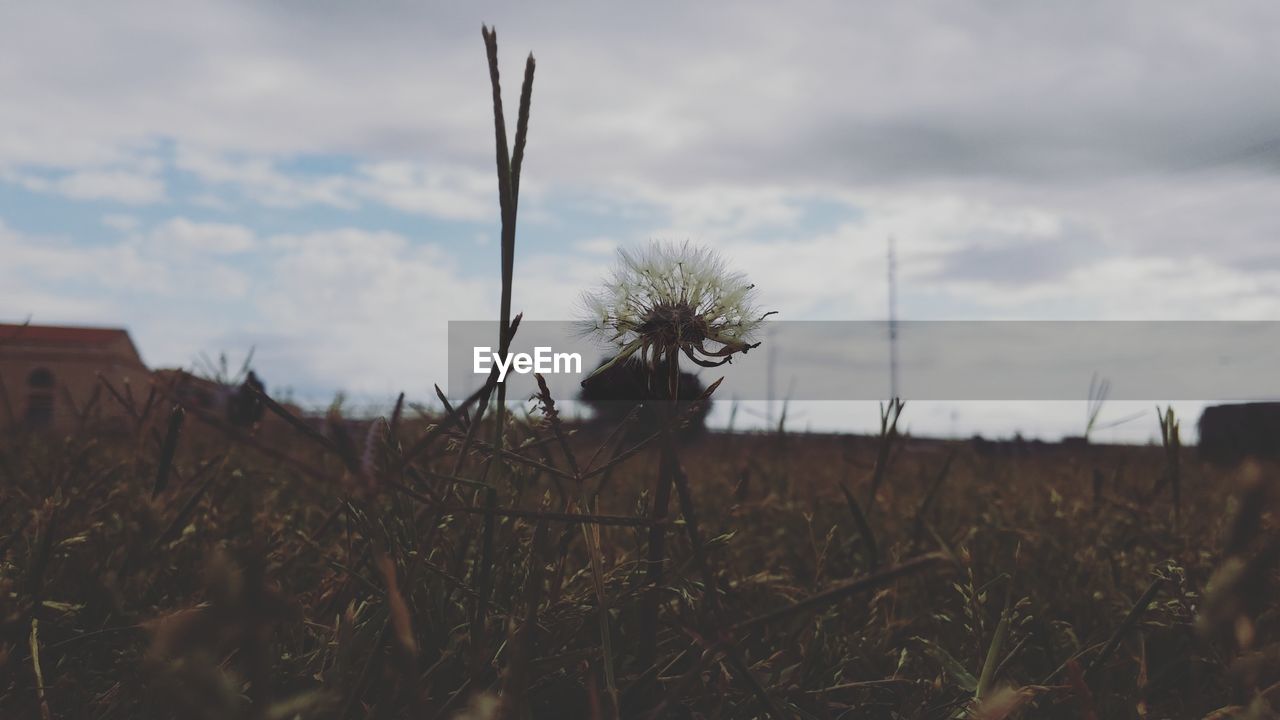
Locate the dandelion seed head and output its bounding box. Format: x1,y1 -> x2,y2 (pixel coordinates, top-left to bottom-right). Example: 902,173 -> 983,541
578,241 -> 774,373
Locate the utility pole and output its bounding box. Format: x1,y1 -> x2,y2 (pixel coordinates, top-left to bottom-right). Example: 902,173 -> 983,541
766,330 -> 777,428
888,235 -> 899,401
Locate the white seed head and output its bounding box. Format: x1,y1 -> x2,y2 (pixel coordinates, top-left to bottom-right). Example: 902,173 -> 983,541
578,241 -> 774,373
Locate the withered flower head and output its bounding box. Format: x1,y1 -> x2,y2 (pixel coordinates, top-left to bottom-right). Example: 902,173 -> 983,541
579,241 -> 774,381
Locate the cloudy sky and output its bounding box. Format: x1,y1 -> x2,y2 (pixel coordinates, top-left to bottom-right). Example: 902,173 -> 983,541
4,2 -> 1280,439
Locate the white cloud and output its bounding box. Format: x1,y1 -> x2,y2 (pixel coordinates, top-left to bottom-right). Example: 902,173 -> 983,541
54,168 -> 166,204
0,221 -> 121,322
173,146 -> 494,220
574,237 -> 617,255
149,217 -> 256,255
969,254 -> 1280,320
0,218 -> 163,304
615,182 -> 812,237
2,167 -> 166,204
173,146 -> 357,209
0,216 -> 249,311
250,228 -> 495,395
188,193 -> 234,211
353,161 -> 493,220
101,213 -> 140,232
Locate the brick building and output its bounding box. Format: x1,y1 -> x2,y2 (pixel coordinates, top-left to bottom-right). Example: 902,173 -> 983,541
0,323 -> 149,432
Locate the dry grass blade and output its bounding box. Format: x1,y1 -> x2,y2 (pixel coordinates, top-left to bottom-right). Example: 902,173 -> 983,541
582,404 -> 641,478
421,470 -> 493,493
584,377 -> 724,481
839,482 -> 878,572
865,398 -> 904,510
638,418 -> 678,681
376,553 -> 419,668
433,385 -> 466,431
164,388 -> 334,486
499,506 -> 549,718
972,685 -> 1035,720
0,512 -> 32,557
912,452 -> 954,546
1084,575 -> 1164,682
152,403 -> 185,499
509,52 -> 535,203
183,452 -> 224,489
976,605 -> 1011,699
719,647 -> 785,720
476,25 -> 535,668
137,383 -> 160,433
253,383 -> 346,457
389,480 -> 666,527
70,383 -> 103,434
389,391 -> 406,438
481,24 -> 515,229
394,378 -> 495,473
97,373 -> 140,421
340,618 -> 391,720
459,437 -> 577,482
0,372 -> 14,427
534,373 -> 581,478
533,376 -> 619,716
25,504 -> 59,601
30,618 -> 52,720
153,458 -> 223,549
1149,406 -> 1182,522
442,313 -> 517,473
1065,659 -> 1100,720
733,552 -> 951,633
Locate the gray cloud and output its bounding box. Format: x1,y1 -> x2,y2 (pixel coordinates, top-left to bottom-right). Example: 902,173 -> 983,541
926,224 -> 1102,287
6,2 -> 1280,181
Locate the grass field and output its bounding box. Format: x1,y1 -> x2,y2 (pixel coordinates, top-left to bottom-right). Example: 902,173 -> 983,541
0,398 -> 1276,719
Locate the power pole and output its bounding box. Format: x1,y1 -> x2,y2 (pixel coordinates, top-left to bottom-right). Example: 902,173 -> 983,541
888,235 -> 899,401
766,341 -> 776,428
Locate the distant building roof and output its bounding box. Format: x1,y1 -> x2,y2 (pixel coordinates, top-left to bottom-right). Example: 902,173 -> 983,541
0,323 -> 133,346
0,323 -> 146,367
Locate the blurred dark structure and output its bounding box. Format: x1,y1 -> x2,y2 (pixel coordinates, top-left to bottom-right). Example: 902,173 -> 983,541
157,368 -> 269,428
1198,402 -> 1280,465
579,356 -> 711,440
0,323 -> 149,432
969,433 -> 1048,458
228,371 -> 266,427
